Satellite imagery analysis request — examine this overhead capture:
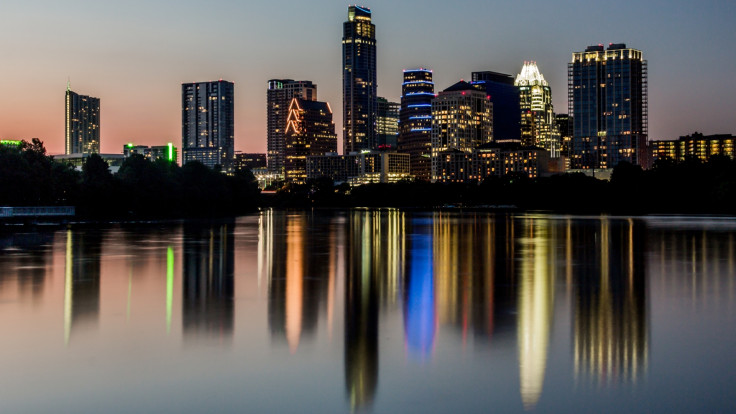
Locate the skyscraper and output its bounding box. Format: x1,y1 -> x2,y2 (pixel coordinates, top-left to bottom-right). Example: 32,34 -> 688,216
181,80 -> 234,171
376,97 -> 399,149
65,84 -> 100,155
284,98 -> 337,184
342,5 -> 377,153
431,81 -> 492,181
267,79 -> 317,175
569,44 -> 648,169
471,71 -> 520,142
398,68 -> 434,181
514,62 -> 555,151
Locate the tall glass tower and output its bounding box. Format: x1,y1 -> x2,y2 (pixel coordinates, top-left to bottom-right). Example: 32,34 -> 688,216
181,80 -> 235,171
397,68 -> 434,181
342,5 -> 377,154
514,62 -> 554,151
65,84 -> 100,155
569,44 -> 648,169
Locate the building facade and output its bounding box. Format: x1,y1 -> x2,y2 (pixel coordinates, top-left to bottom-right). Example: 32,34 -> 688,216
123,143 -> 178,163
342,5 -> 377,153
284,98 -> 337,184
376,97 -> 399,149
471,71 -> 521,142
267,79 -> 317,175
569,44 -> 648,169
397,68 -> 434,181
650,133 -> 735,163
306,151 -> 410,185
434,143 -> 550,183
514,62 -> 555,151
65,85 -> 100,155
182,80 -> 235,171
431,81 -> 492,181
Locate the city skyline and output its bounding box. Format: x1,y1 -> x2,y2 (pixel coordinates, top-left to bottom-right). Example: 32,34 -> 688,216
1,0 -> 735,155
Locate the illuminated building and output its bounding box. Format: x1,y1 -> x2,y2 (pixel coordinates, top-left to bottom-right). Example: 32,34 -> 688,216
471,71 -> 521,141
181,80 -> 234,171
569,44 -> 648,169
398,68 -> 434,181
306,151 -> 411,185
123,143 -> 178,163
234,152 -> 267,173
514,62 -> 555,152
284,98 -> 337,184
343,5 -> 377,153
431,81 -> 492,181
65,84 -> 100,155
434,142 -> 550,183
267,79 -> 317,175
555,114 -> 572,159
650,132 -> 736,163
376,97 -> 399,149
0,139 -> 23,147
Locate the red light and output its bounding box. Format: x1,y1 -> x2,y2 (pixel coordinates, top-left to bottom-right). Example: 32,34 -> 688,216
462,91 -> 465,95
487,95 -> 491,100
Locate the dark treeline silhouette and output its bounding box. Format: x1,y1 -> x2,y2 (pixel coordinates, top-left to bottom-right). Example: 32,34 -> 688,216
3,139 -> 735,216
266,156 -> 736,214
0,139 -> 259,218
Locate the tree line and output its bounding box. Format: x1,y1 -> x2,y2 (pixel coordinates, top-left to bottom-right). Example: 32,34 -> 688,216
0,139 -> 260,218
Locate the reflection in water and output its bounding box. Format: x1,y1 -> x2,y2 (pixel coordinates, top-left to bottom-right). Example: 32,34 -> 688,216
573,219 -> 648,386
403,219 -> 435,359
345,210 -> 403,410
0,232 -> 53,299
182,223 -> 234,344
64,229 -> 102,344
517,218 -> 555,410
263,211 -> 336,353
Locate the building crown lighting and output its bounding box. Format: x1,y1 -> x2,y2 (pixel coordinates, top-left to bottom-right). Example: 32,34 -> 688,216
514,62 -> 548,87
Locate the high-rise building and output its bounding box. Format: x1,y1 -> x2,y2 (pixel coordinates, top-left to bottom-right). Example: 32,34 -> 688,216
431,81 -> 492,181
376,97 -> 399,149
398,68 -> 434,181
181,80 -> 235,171
267,79 -> 317,175
284,98 -> 337,184
555,114 -> 572,157
471,71 -> 520,142
569,44 -> 648,169
65,84 -> 100,155
342,5 -> 377,153
514,62 -> 555,151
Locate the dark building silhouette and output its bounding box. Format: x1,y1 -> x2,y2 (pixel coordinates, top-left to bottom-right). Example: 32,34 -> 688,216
182,80 -> 235,171
343,5 -> 377,153
398,68 -> 434,181
471,71 -> 520,142
182,223 -> 235,344
569,44 -> 648,169
267,79 -> 317,174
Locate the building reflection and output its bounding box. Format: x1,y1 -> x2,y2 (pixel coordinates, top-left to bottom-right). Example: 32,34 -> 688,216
262,210 -> 337,353
63,229 -> 102,344
182,222 -> 234,344
433,212 -> 517,345
345,210 -> 404,410
573,218 -> 648,386
403,218 -> 435,359
0,232 -> 54,299
516,217 -> 556,410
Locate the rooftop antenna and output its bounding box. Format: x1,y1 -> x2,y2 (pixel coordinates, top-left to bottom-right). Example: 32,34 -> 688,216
67,77 -> 71,92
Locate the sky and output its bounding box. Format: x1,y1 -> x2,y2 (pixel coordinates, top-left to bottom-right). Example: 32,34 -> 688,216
1,0 -> 735,155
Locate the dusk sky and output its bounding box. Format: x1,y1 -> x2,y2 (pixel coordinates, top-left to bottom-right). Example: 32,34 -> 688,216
1,0 -> 735,155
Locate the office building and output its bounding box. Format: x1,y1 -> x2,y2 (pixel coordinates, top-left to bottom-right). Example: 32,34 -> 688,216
234,152 -> 267,172
471,71 -> 521,141
284,98 -> 337,183
267,79 -> 317,175
514,62 -> 555,151
123,143 -> 178,163
398,68 -> 434,181
306,151 -> 410,185
182,80 -> 234,171
555,114 -> 572,156
431,81 -> 492,181
434,143 -> 551,183
569,43 -> 648,169
650,132 -> 736,163
376,97 -> 399,149
65,84 -> 100,155
343,5 -> 377,153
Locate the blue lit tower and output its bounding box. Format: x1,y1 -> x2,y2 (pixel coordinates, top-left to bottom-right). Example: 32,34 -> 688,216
182,80 -> 235,171
569,44 -> 648,169
342,5 -> 377,154
397,68 -> 434,181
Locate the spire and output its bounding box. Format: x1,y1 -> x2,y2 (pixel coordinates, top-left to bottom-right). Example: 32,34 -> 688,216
67,78 -> 71,92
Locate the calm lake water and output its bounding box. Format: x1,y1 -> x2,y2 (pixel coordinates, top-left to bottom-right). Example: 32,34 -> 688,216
1,210 -> 735,413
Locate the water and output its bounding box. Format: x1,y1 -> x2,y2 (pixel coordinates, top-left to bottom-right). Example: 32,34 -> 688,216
1,210 -> 735,413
